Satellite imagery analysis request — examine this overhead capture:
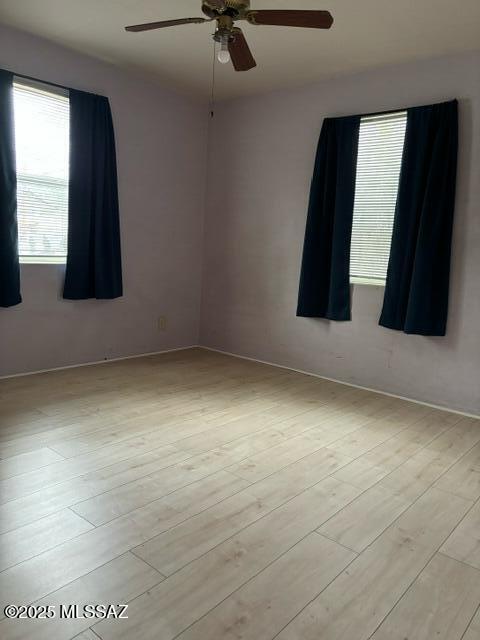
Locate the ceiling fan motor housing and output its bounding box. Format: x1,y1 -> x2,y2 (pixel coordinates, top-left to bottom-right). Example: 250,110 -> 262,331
205,2 -> 251,43
202,0 -> 251,20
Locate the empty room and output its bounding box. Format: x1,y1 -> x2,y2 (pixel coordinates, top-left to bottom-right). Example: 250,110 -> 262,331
0,1 -> 479,639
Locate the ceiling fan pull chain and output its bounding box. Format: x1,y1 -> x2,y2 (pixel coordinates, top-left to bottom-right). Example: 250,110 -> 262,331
210,38 -> 217,119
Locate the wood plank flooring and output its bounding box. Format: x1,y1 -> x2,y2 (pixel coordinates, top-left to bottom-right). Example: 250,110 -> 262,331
0,347 -> 478,640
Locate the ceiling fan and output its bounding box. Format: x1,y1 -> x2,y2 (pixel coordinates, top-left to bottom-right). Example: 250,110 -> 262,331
125,1 -> 333,72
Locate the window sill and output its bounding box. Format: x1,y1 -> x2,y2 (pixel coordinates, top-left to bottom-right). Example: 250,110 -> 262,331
20,257 -> 66,265
351,277 -> 386,287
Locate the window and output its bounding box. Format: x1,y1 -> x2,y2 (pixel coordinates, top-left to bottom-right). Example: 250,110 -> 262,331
13,79 -> 70,264
350,111 -> 407,285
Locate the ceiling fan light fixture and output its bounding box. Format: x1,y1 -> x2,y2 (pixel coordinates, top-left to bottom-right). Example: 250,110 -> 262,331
217,35 -> 231,64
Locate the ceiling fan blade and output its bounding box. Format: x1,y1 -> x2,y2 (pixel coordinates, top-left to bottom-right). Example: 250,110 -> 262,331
125,17 -> 209,32
246,10 -> 333,29
228,28 -> 257,72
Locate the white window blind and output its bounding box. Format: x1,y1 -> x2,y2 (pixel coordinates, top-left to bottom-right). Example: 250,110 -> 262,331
13,79 -> 70,263
350,111 -> 407,284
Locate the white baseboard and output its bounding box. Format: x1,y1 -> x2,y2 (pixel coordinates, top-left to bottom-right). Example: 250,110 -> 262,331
199,345 -> 480,420
2,342 -> 477,420
0,345 -> 200,380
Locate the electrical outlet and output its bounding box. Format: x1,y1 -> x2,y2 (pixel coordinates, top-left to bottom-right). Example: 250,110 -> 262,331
158,316 -> 167,332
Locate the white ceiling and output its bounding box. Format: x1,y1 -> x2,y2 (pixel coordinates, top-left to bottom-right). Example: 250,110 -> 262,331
1,0 -> 479,99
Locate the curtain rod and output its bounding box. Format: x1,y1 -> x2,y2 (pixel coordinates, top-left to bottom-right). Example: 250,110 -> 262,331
336,98 -> 458,121
5,67 -> 104,98
7,68 -> 71,92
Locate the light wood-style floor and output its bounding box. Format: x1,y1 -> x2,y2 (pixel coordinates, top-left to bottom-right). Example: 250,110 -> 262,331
0,348 -> 479,640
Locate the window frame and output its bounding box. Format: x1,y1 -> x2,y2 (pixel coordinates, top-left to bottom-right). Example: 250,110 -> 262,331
13,77 -> 70,266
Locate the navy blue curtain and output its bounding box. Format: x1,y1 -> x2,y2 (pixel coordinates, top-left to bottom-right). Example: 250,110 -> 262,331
379,100 -> 458,336
63,89 -> 122,300
0,69 -> 21,307
297,116 -> 360,320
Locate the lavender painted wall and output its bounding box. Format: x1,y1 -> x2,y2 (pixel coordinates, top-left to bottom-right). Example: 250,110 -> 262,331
200,53 -> 480,415
0,25 -> 208,376
0,25 -> 478,415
